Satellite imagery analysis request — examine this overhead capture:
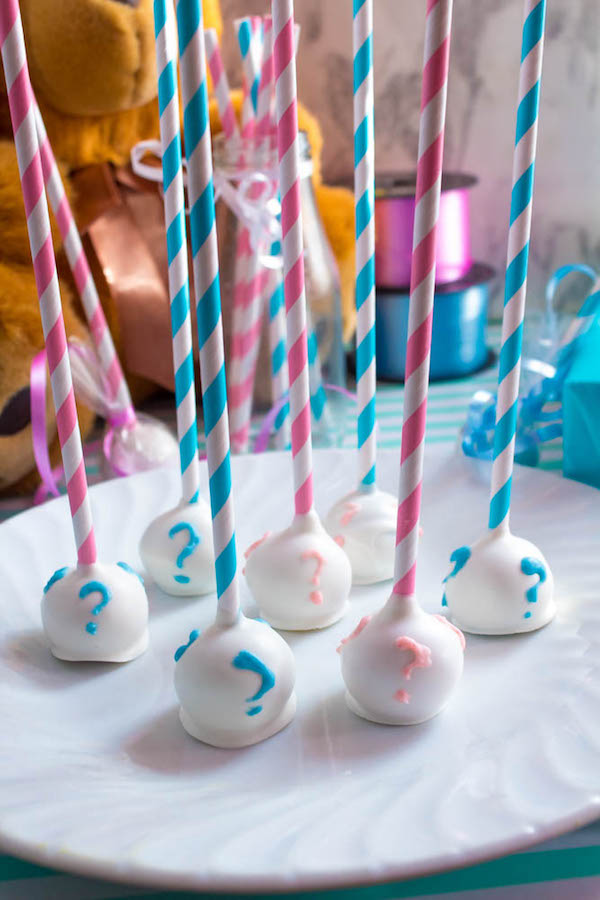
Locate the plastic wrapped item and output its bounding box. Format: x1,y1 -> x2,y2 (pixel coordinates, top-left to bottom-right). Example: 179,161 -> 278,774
130,134 -> 345,452
212,132 -> 345,451
69,340 -> 178,477
461,265 -> 599,469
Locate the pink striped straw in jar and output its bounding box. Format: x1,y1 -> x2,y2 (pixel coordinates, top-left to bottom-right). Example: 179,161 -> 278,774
0,0 -> 96,566
204,28 -> 239,143
228,16 -> 265,453
230,16 -> 278,452
272,0 -> 313,514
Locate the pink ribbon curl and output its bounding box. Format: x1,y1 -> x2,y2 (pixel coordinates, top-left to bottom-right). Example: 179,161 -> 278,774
30,344 -> 137,504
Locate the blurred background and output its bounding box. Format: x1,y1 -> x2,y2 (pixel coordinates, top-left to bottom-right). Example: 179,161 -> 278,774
221,0 -> 600,315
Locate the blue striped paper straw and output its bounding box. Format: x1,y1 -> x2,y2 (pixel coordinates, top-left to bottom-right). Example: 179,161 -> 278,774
153,0 -> 200,504
353,0 -> 376,489
267,241 -> 291,448
489,0 -> 546,531
235,16 -> 262,120
176,0 -> 239,624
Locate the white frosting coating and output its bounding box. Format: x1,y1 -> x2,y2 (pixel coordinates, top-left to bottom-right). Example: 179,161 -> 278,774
41,561 -> 149,663
174,614 -> 296,748
324,487 -> 397,584
340,595 -> 465,725
139,499 -> 216,596
244,510 -> 352,631
443,529 -> 555,635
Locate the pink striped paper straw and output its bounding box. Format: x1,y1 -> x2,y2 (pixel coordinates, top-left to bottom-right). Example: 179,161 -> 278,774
272,0 -> 313,514
229,17 -> 276,451
204,28 -> 239,143
228,16 -> 264,452
261,15 -> 293,450
34,104 -> 135,423
1,0 -> 96,565
393,0 -> 453,597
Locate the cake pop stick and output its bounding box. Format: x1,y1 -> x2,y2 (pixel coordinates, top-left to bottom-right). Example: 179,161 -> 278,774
443,0 -> 555,635
244,0 -> 351,631
173,0 -> 296,748
324,0 -> 397,583
339,0 -> 464,725
1,0 -> 148,663
139,0 -> 215,598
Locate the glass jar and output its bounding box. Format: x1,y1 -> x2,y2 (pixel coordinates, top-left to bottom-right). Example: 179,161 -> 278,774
212,132 -> 345,445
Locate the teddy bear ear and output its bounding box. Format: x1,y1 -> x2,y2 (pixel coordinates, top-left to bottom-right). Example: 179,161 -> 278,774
18,0 -> 159,118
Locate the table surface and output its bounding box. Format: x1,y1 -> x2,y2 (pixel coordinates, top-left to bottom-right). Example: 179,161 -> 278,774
1,333 -> 598,899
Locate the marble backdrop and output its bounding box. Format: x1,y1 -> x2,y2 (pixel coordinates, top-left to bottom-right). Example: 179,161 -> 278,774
220,0 -> 600,315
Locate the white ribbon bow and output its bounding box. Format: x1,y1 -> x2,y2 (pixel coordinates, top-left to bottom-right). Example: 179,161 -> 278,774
130,139 -> 283,261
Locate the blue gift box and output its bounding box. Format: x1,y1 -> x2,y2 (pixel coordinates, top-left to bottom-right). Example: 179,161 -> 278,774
563,320 -> 600,489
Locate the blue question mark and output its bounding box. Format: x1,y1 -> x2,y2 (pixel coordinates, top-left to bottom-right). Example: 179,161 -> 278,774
117,561 -> 144,584
174,630 -> 200,662
442,545 -> 471,606
43,566 -> 69,594
168,522 -> 201,584
520,557 -> 547,618
80,581 -> 112,635
232,650 -> 276,716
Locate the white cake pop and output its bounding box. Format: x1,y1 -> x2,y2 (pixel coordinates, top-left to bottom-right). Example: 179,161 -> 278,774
174,614 -> 296,748
244,510 -> 352,631
339,594 -> 465,725
139,498 -> 216,596
442,529 -> 555,635
324,488 -> 397,584
41,561 -> 149,663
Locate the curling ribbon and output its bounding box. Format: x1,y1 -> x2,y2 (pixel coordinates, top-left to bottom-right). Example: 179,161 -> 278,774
462,264 -> 599,466
30,348 -> 61,501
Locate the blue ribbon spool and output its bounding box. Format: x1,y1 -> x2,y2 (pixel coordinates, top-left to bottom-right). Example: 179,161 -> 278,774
375,263 -> 495,381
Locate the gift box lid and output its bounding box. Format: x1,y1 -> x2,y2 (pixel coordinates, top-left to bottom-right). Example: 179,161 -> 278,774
563,319 -> 600,489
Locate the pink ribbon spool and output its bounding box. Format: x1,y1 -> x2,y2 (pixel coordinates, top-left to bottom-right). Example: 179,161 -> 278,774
374,172 -> 476,289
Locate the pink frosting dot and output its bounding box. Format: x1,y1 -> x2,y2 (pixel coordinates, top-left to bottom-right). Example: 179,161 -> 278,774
394,690 -> 411,704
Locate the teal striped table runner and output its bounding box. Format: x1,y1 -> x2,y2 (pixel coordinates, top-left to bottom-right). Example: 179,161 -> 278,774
0,821 -> 599,898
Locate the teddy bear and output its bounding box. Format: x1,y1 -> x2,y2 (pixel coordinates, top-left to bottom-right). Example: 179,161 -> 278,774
0,0 -> 355,494
0,141 -> 95,495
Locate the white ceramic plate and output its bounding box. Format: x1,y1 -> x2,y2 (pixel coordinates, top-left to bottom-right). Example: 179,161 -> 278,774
1,447 -> 599,894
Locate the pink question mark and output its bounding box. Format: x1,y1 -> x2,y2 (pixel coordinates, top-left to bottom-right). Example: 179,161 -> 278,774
301,550 -> 327,604
393,636 -> 432,704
